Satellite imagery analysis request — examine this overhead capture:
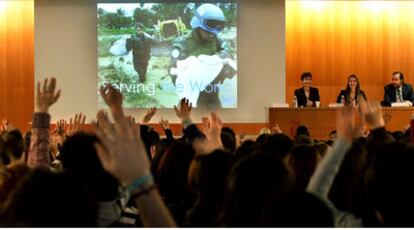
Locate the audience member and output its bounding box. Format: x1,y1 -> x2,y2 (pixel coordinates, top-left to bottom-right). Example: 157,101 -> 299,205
2,77 -> 414,228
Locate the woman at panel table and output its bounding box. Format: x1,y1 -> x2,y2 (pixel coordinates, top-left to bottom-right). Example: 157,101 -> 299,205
294,72 -> 320,107
336,74 -> 367,106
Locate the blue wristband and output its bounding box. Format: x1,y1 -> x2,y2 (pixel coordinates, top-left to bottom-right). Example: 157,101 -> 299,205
127,175 -> 154,192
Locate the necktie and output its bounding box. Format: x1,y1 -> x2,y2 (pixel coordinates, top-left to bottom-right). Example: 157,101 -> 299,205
398,88 -> 403,102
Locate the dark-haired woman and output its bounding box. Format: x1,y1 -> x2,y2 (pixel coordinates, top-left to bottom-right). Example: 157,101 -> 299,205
336,74 -> 367,106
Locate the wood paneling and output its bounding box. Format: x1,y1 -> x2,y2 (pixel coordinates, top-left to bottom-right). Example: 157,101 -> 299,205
0,0 -> 34,132
286,1 -> 414,106
269,107 -> 413,140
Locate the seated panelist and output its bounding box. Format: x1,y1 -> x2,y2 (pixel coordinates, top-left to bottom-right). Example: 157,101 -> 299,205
294,72 -> 320,107
382,71 -> 414,107
336,74 -> 367,106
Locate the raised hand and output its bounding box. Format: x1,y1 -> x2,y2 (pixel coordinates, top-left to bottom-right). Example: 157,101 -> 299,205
0,119 -> 13,131
97,109 -> 109,127
67,113 -> 86,136
96,109 -> 115,136
127,115 -> 140,133
193,112 -> 223,155
0,120 -> 6,132
99,84 -> 123,110
271,124 -> 283,134
159,117 -> 170,130
36,77 -> 61,113
55,119 -> 67,136
142,107 -> 157,124
201,116 -> 210,133
174,98 -> 192,121
359,100 -> 385,130
94,104 -> 150,186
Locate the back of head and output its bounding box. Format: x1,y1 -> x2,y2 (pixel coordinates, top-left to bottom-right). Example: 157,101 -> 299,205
296,125 -> 310,138
2,130 -> 25,163
4,130 -> 25,159
222,127 -> 236,139
0,137 -> 9,165
1,169 -> 97,227
234,140 -> 255,161
295,134 -> 313,145
189,150 -> 234,203
220,131 -> 236,153
255,133 -> 269,147
286,144 -> 320,191
59,132 -> 119,202
157,140 -> 195,203
224,152 -> 293,226
261,133 -> 294,158
259,127 -> 271,135
261,192 -> 333,227
141,125 -> 160,160
365,142 -> 414,226
151,138 -> 173,176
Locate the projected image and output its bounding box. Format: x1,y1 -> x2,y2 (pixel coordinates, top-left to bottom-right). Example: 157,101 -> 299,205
97,3 -> 237,108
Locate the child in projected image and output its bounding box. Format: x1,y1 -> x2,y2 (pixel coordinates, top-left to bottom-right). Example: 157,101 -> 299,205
170,4 -> 237,109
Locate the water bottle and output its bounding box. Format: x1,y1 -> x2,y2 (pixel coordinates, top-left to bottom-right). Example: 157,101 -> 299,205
293,96 -> 298,108
341,95 -> 346,105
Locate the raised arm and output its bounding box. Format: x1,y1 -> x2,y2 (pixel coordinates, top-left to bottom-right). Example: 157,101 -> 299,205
174,98 -> 204,142
159,117 -> 174,140
307,106 -> 355,201
27,78 -> 61,168
193,112 -> 224,155
142,107 -> 157,125
307,101 -> 384,226
95,84 -> 176,227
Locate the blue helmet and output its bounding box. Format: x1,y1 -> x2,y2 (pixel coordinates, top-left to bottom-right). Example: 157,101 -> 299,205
190,4 -> 226,35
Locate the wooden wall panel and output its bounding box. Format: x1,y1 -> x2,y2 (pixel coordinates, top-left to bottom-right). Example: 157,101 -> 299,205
0,0 -> 34,132
286,1 -> 414,106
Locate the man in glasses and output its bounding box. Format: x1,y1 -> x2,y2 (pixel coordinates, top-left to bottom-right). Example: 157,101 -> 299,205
170,3 -> 236,108
382,71 -> 414,107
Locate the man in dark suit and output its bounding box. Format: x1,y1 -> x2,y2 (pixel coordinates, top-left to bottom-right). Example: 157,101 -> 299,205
294,72 -> 320,107
382,71 -> 414,107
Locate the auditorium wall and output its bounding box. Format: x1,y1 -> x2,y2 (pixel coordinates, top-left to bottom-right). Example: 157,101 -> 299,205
0,0 -> 34,131
35,0 -> 286,125
286,1 -> 414,106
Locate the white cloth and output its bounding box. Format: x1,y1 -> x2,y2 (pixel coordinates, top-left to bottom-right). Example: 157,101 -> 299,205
170,55 -> 234,107
109,37 -> 129,56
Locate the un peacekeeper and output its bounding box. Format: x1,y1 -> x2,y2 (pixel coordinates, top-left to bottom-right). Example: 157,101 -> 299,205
126,24 -> 153,83
171,4 -> 235,108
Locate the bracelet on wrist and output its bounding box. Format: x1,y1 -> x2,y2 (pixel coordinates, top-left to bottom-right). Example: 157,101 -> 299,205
133,184 -> 156,198
127,175 -> 154,192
